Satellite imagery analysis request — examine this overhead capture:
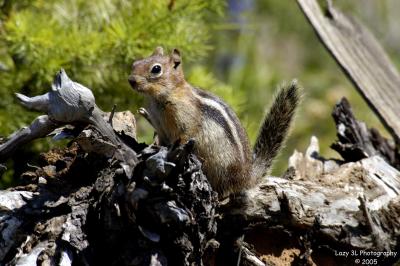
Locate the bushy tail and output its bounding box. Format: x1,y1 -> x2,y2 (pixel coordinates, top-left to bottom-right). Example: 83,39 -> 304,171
251,80 -> 301,179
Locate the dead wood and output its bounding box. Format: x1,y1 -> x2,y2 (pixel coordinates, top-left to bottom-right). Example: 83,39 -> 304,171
297,0 -> 400,145
0,129 -> 218,265
2,130 -> 398,265
331,97 -> 400,169
0,71 -> 399,265
0,69 -> 137,176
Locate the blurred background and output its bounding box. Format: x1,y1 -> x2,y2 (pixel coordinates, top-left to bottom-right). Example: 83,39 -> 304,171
0,0 -> 399,187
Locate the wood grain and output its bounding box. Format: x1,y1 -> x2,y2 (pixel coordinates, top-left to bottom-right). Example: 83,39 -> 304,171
297,0 -> 400,144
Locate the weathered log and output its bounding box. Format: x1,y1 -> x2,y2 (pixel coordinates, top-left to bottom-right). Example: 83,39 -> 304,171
297,0 -> 400,145
0,71 -> 399,265
222,141 -> 399,265
0,130 -> 218,265
1,133 -> 398,265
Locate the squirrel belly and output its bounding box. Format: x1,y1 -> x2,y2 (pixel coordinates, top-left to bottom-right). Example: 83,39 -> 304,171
128,46 -> 300,198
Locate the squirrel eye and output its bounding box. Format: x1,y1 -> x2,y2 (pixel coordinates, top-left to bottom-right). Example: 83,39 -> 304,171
150,64 -> 162,75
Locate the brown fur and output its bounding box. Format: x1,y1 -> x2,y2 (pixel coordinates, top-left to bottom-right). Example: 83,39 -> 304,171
128,47 -> 300,198
251,81 -> 301,180
129,47 -> 252,198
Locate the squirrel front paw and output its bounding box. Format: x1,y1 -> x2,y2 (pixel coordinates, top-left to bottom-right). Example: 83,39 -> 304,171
138,107 -> 153,126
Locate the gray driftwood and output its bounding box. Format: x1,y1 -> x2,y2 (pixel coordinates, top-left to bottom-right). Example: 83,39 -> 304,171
297,0 -> 400,145
0,69 -> 137,176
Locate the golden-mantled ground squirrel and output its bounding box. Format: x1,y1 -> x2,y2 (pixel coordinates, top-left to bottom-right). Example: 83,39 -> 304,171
128,47 -> 300,198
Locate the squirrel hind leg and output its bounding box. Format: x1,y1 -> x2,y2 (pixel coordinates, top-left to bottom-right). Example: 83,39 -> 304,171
252,80 -> 302,179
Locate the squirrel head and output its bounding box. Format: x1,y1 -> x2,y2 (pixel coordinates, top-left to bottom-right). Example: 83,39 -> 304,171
128,46 -> 185,98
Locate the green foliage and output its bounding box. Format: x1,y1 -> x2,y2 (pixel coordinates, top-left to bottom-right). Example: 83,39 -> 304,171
0,0 -> 224,134
0,0 -> 225,187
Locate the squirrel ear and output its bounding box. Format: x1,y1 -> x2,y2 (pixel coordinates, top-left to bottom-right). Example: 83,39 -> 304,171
171,48 -> 181,69
152,46 -> 164,56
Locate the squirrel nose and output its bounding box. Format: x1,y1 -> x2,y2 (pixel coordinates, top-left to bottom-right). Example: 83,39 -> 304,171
128,75 -> 137,88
